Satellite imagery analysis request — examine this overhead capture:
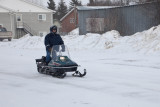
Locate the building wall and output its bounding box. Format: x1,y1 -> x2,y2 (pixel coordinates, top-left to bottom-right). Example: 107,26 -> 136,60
0,12 -> 16,38
1,12 -> 53,38
61,9 -> 78,35
15,12 -> 53,37
78,2 -> 160,36
0,13 -> 11,30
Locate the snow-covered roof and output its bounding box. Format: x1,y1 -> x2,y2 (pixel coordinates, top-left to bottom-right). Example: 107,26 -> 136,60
60,6 -> 119,21
0,5 -> 14,12
0,8 -> 8,12
77,1 -> 159,11
77,6 -> 119,10
0,0 -> 54,12
60,8 -> 75,22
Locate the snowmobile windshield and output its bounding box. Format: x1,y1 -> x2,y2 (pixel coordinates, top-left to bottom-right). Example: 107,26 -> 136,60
51,45 -> 70,61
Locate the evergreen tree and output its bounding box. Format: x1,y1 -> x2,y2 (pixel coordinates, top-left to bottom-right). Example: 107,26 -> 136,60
47,0 -> 56,10
69,0 -> 82,10
87,0 -> 94,6
57,0 -> 68,20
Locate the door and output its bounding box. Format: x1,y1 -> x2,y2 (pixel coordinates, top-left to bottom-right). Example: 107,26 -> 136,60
16,14 -> 23,28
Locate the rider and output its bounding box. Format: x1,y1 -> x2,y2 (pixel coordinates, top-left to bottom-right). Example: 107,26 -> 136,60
44,25 -> 64,65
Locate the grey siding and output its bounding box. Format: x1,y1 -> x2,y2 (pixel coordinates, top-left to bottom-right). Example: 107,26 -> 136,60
0,13 -> 11,30
0,13 -> 15,38
0,12 -> 53,38
15,12 -> 53,37
78,2 -> 160,36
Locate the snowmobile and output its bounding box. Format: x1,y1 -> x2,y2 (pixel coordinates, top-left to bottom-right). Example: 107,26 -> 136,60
35,45 -> 86,78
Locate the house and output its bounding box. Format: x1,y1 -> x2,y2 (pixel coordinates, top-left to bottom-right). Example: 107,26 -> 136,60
77,2 -> 160,35
0,0 -> 54,38
60,8 -> 78,35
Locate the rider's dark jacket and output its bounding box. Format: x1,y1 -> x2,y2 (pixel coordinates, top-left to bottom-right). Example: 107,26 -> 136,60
44,32 -> 64,50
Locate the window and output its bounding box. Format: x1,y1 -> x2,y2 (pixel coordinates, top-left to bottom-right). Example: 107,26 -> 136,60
70,18 -> 74,23
39,32 -> 47,37
16,14 -> 22,22
38,14 -> 46,21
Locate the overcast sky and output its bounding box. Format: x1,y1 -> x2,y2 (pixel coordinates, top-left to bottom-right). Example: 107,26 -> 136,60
42,0 -> 89,6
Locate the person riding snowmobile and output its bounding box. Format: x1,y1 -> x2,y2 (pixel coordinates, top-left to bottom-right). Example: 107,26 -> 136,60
44,25 -> 65,65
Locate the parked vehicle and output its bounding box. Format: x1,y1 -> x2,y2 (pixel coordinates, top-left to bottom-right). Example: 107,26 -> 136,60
0,27 -> 12,41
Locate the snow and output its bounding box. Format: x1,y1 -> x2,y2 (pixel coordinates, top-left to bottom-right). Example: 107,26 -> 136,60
64,26 -> 160,55
129,2 -> 138,5
0,7 -> 9,12
68,28 -> 80,35
77,6 -> 119,10
0,25 -> 160,107
0,0 -> 53,12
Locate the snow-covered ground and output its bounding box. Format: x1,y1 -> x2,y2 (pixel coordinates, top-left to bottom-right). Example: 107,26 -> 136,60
0,26 -> 160,107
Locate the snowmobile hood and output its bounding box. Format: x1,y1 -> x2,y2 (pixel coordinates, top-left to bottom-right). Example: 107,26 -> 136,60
48,56 -> 78,67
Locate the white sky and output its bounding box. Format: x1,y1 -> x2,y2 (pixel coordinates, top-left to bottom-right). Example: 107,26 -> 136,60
42,0 -> 89,6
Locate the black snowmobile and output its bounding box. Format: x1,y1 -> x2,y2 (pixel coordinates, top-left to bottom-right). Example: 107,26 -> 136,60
35,45 -> 86,78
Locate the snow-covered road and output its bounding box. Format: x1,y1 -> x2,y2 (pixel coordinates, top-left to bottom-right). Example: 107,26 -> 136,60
1,26 -> 160,107
0,45 -> 160,107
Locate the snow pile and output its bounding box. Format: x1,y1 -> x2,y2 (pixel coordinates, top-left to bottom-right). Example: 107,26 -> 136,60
1,34 -> 45,49
126,25 -> 160,53
63,30 -> 120,50
68,28 -> 79,35
129,2 -> 138,5
64,25 -> 160,54
1,25 -> 160,54
14,34 -> 45,49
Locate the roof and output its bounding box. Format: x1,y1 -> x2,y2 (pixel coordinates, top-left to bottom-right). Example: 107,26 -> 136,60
77,1 -> 160,11
77,6 -> 119,10
60,6 -> 118,21
60,8 -> 75,22
0,0 -> 54,12
0,7 -> 8,12
0,5 -> 15,12
60,6 -> 118,22
60,1 -> 159,21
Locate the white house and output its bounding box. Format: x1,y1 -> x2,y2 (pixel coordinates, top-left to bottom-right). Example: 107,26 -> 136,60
0,0 -> 55,38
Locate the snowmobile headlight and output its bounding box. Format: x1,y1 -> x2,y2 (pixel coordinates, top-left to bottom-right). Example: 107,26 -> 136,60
60,57 -> 66,61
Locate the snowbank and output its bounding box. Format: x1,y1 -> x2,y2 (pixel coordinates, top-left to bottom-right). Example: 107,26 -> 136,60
64,25 -> 160,54
68,28 -> 79,35
63,30 -> 120,50
0,34 -> 45,49
1,25 -> 160,54
128,26 -> 160,53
